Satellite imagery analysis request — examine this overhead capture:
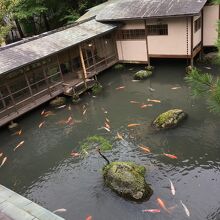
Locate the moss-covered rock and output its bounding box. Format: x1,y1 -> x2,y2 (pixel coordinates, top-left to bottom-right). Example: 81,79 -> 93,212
103,161 -> 153,201
146,65 -> 154,71
134,70 -> 152,80
152,109 -> 187,129
113,63 -> 125,70
50,97 -> 66,107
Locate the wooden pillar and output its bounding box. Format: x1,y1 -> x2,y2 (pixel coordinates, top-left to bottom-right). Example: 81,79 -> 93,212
200,10 -> 204,60
0,91 -> 6,109
5,83 -> 18,114
23,71 -> 36,104
144,20 -> 150,66
56,54 -> 64,82
190,16 -> 194,67
79,45 -> 88,88
42,63 -> 52,97
113,32 -> 119,61
68,49 -> 74,73
102,36 -> 109,66
91,39 -> 97,75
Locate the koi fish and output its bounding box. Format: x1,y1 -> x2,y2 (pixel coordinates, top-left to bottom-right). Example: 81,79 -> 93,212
140,104 -> 148,108
157,198 -> 170,214
163,153 -> 177,159
116,86 -> 125,90
147,99 -> 161,103
98,127 -> 110,132
44,111 -> 55,117
66,116 -> 73,124
0,153 -> 3,157
132,80 -> 140,82
56,120 -> 67,125
101,108 -> 108,114
168,179 -> 176,196
71,151 -> 80,157
53,208 -> 67,213
38,121 -> 45,128
142,209 -> 161,213
41,109 -> 45,115
127,124 -> 141,128
105,118 -> 110,123
205,66 -> 211,70
139,145 -> 150,153
12,129 -> 22,136
105,122 -> 110,129
117,132 -> 124,140
86,216 -> 92,220
56,105 -> 66,109
180,200 -> 190,217
171,86 -> 181,90
68,105 -> 72,111
130,101 -> 139,104
83,109 -> 87,115
148,87 -> 155,92
0,157 -> 7,168
14,141 -> 24,151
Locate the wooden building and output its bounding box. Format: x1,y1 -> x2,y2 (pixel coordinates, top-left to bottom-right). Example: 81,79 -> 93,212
0,0 -> 219,127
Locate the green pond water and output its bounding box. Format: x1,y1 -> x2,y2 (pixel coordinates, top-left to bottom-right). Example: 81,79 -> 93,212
0,60 -> 220,220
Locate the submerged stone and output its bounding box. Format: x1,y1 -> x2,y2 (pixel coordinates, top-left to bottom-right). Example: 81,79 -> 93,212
50,97 -> 66,107
152,109 -> 187,129
103,161 -> 153,201
134,70 -> 152,80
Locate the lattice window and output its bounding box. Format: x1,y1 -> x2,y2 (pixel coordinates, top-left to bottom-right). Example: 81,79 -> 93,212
194,17 -> 201,33
147,24 -> 168,36
116,29 -> 146,40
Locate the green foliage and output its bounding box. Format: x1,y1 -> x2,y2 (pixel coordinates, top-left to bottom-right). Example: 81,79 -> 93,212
80,135 -> 112,153
60,10 -> 80,24
185,68 -> 220,113
134,70 -> 152,80
113,63 -> 125,70
92,82 -> 103,95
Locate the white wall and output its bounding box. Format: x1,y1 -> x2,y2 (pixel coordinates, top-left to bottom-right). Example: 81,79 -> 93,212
147,18 -> 191,56
116,40 -> 148,62
193,14 -> 202,48
203,5 -> 219,46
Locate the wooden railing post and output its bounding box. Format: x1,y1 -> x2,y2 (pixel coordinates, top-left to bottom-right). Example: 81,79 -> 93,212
5,83 -> 19,114
79,45 -> 88,88
23,71 -> 36,104
42,63 -> 52,97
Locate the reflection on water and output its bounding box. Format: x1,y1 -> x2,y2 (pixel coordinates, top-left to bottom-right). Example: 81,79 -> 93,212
0,60 -> 220,220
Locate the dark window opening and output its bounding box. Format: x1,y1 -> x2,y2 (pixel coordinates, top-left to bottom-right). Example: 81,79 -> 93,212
147,24 -> 168,36
194,17 -> 201,33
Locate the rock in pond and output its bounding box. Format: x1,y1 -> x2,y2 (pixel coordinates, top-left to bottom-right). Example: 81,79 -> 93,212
50,97 -> 66,107
134,70 -> 152,80
152,109 -> 187,129
103,161 -> 153,201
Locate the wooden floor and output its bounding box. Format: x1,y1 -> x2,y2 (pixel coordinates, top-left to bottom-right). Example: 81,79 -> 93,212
0,185 -> 65,220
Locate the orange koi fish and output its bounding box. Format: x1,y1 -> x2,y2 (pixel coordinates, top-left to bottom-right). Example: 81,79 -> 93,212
14,141 -> 24,151
0,157 -> 7,168
142,209 -> 161,213
147,99 -> 161,103
130,101 -> 139,104
139,145 -> 150,153
171,86 -> 181,90
38,121 -> 45,128
127,124 -> 141,128
163,153 -> 177,159
71,151 -> 80,157
157,198 -> 170,213
116,86 -> 125,90
117,132 -> 124,140
12,129 -> 22,136
86,216 -> 92,220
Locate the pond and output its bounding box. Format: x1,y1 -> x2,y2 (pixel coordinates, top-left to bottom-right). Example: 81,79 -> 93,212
0,60 -> 220,220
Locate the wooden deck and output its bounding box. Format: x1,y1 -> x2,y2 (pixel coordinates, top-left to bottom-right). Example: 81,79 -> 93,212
0,184 -> 65,220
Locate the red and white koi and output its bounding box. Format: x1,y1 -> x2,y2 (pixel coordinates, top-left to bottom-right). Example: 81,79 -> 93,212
142,209 -> 161,213
163,153 -> 178,159
86,216 -> 92,220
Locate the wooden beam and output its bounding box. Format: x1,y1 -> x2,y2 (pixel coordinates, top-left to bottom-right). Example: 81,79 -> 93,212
23,71 -> 36,104
56,54 -> 64,82
42,63 -> 52,97
5,83 -> 18,114
144,20 -> 150,66
79,45 -> 88,87
190,16 -> 194,66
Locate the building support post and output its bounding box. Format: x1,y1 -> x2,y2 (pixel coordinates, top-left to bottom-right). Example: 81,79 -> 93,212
79,45 -> 88,88
190,16 -> 194,67
56,54 -> 64,83
200,10 -> 204,61
42,64 -> 52,97
23,71 -> 36,104
144,20 -> 150,66
5,83 -> 18,114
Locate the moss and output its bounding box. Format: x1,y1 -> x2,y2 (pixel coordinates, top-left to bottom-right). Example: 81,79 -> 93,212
145,65 -> 154,71
113,63 -> 125,70
92,83 -> 103,95
72,94 -> 80,103
50,97 -> 66,107
155,110 -> 176,125
80,135 -> 112,153
134,70 -> 152,80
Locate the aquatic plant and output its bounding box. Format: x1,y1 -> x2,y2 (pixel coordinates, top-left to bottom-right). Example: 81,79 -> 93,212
113,63 -> 125,70
92,83 -> 103,95
134,70 -> 152,80
72,94 -> 80,103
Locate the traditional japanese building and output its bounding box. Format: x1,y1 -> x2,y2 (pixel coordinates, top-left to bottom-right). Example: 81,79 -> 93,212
0,0 -> 219,127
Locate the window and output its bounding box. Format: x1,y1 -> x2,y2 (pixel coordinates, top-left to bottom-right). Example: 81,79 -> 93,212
147,24 -> 168,36
116,29 -> 146,40
194,17 -> 201,33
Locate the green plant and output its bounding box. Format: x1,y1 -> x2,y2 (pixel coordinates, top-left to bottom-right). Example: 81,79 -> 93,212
145,65 -> 154,71
92,82 -> 103,95
113,63 -> 124,70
